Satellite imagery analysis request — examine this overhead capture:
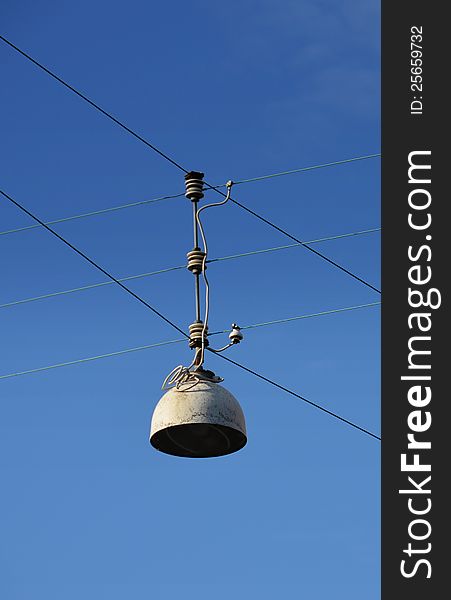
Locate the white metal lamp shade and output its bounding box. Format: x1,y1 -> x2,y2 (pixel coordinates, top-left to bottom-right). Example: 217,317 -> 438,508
150,380 -> 247,458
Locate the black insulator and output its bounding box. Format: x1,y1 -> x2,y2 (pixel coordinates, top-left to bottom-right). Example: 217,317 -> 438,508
185,171 -> 205,201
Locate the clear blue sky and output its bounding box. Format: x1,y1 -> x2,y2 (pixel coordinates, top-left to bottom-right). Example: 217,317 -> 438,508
1,1 -> 380,598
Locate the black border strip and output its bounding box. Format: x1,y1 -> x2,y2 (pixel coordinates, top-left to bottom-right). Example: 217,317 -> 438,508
382,3 -> 444,596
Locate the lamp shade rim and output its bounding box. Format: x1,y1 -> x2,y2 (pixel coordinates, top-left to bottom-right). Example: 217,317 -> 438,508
150,423 -> 247,458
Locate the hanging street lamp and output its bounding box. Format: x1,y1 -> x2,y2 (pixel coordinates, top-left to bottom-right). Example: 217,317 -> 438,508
150,172 -> 247,458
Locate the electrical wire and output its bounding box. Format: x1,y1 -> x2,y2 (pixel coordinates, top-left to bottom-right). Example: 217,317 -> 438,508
209,227 -> 381,264
0,338 -> 186,380
230,202 -> 380,294
0,191 -> 380,444
0,160 -> 380,238
0,35 -> 381,440
0,265 -> 186,310
0,192 -> 186,237
1,35 -> 381,195
0,35 -> 380,294
0,184 -> 381,432
0,228 -> 380,311
0,35 -> 188,174
0,188 -> 188,338
210,301 -> 381,334
210,351 -> 380,441
0,301 -> 380,440
195,181 -> 233,366
0,301 -> 380,380
207,183 -> 381,294
211,154 -> 381,188
161,181 -> 234,386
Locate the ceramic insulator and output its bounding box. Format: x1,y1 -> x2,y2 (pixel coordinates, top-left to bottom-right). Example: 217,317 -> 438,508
187,249 -> 207,275
185,171 -> 205,201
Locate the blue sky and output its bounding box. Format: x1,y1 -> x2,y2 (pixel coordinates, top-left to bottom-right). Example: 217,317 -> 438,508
1,1 -> 380,598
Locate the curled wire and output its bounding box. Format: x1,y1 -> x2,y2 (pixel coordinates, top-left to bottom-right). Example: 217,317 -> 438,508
161,360 -> 224,391
161,363 -> 200,391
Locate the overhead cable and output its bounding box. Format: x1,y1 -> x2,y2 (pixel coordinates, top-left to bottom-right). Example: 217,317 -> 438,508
211,301 -> 381,334
0,36 -> 381,440
0,228 -> 380,310
218,188 -> 381,294
214,154 -> 381,187
0,160 -> 380,238
0,192 -> 186,237
0,301 -> 380,441
0,338 -> 186,380
211,351 -> 381,441
0,34 -> 188,174
0,301 -> 380,381
209,227 -> 381,264
0,188 -> 188,337
0,34 -> 380,190
0,35 -> 381,294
